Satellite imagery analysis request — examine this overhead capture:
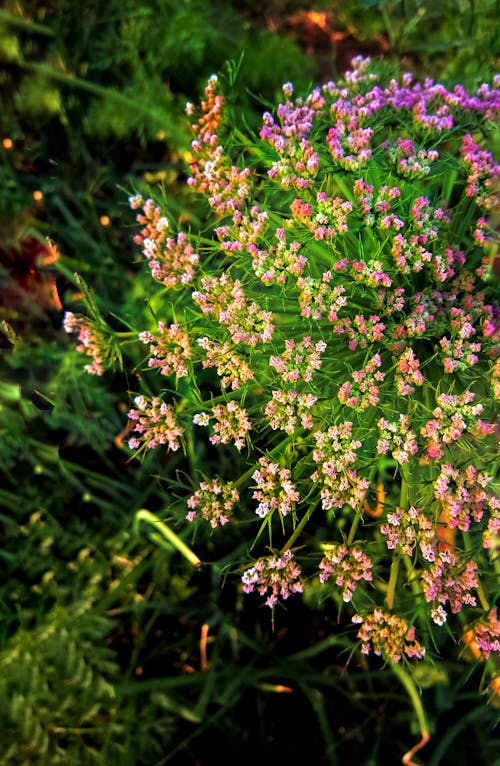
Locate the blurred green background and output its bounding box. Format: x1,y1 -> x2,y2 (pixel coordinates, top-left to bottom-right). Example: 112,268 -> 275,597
1,2 -> 499,764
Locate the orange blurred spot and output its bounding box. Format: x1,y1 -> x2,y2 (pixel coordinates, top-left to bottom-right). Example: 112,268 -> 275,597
364,482 -> 385,518
114,419 -> 133,449
49,282 -> 63,311
41,239 -> 60,266
33,190 -> 43,202
462,628 -> 484,660
100,215 -> 111,227
268,684 -> 293,693
3,138 -> 13,150
437,507 -> 456,548
490,676 -> 500,697
200,623 -> 209,671
306,10 -> 329,29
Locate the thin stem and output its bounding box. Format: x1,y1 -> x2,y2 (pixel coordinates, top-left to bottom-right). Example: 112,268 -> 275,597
392,663 -> 430,766
476,578 -> 490,612
386,552 -> 400,610
133,509 -> 202,568
281,501 -> 319,552
0,9 -> 54,36
233,434 -> 296,490
386,474 -> 409,609
399,473 -> 410,508
346,512 -> 361,546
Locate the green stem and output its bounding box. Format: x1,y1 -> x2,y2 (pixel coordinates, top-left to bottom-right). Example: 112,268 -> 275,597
386,552 -> 400,610
233,434 -> 296,490
392,663 -> 430,766
281,501 -> 319,553
400,473 -> 410,507
133,509 -> 201,568
476,579 -> 490,612
0,9 -> 54,36
402,554 -> 423,601
346,512 -> 361,546
386,475 -> 409,609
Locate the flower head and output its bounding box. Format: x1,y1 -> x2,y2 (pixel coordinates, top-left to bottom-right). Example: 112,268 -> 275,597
186,479 -> 239,528
242,549 -> 303,608
352,610 -> 425,663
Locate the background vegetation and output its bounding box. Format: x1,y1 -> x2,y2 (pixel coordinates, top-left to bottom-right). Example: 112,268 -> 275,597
1,1 -> 499,764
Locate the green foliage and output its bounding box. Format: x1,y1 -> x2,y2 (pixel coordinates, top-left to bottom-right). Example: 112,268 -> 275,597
337,0 -> 500,86
2,599 -> 120,765
0,0 -> 317,142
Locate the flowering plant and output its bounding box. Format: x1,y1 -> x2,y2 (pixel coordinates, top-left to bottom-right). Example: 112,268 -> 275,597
66,57 -> 499,708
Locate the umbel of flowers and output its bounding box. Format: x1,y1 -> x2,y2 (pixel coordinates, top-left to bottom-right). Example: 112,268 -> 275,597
66,58 -> 499,672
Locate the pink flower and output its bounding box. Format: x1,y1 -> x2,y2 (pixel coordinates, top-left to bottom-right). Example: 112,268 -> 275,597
319,544 -> 373,601
353,610 -> 425,663
252,457 -> 299,518
128,396 -> 183,452
63,312 -> 107,375
186,479 -> 239,528
242,550 -> 303,608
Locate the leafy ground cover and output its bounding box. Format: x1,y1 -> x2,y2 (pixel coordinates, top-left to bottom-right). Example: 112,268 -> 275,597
1,2 -> 499,764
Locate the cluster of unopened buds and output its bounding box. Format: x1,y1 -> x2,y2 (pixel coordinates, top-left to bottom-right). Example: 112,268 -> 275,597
67,57 -> 499,673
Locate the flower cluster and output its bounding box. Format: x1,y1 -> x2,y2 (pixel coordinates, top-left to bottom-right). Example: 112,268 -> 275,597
376,415 -> 418,464
461,134 -> 500,209
187,74 -> 251,213
420,391 -> 493,461
292,191 -> 353,239
311,422 -> 370,511
128,396 -> 182,452
296,275 -> 347,321
338,353 -> 385,409
215,205 -> 269,253
139,322 -> 191,378
269,336 -> 326,383
197,337 -> 254,390
63,312 -> 107,375
264,388 -> 318,434
250,226 -> 305,284
186,478 -> 239,528
434,463 -> 500,550
352,610 -> 426,663
465,608 -> 500,659
192,274 -> 274,346
380,506 -> 436,562
260,81 -> 324,190
384,137 -> 439,178
252,457 -> 299,518
394,347 -> 424,396
130,196 -> 199,287
70,59 -> 499,670
242,549 -> 303,608
421,549 -> 478,625
327,117 -> 373,170
194,401 -> 252,451
319,544 -> 373,602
